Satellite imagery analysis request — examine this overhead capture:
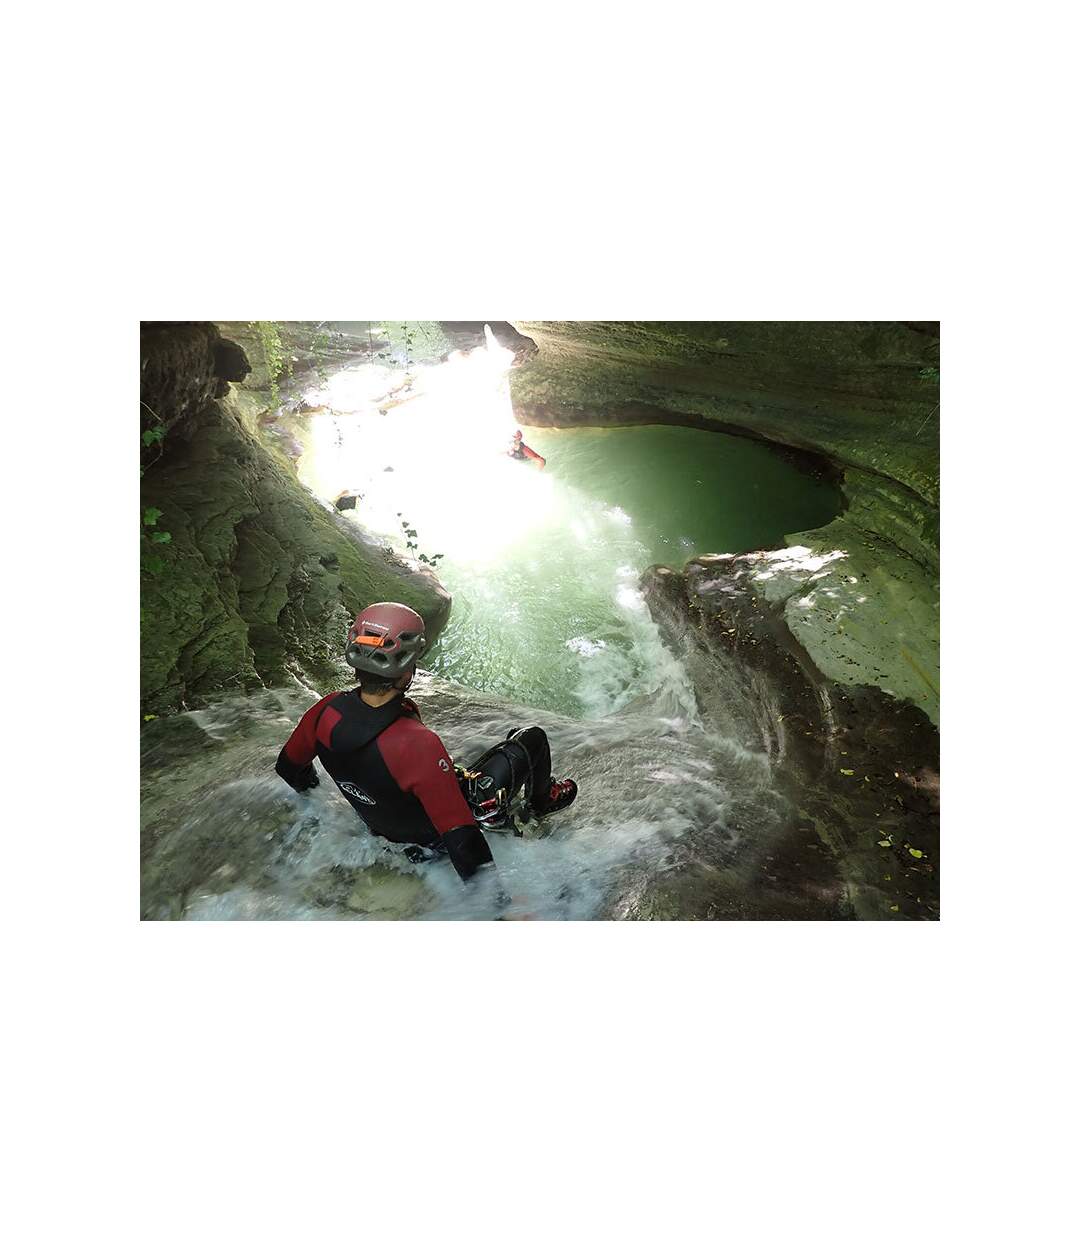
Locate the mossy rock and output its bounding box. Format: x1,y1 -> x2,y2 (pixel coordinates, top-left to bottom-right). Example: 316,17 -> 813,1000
509,321 -> 939,507
140,325 -> 450,715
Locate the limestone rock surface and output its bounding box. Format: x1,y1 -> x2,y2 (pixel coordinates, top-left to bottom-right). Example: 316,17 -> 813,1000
509,320 -> 940,721
140,323 -> 450,714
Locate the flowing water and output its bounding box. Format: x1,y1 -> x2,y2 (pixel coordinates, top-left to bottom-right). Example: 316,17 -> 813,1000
141,333 -> 844,920
294,336 -> 840,719
141,678 -> 794,921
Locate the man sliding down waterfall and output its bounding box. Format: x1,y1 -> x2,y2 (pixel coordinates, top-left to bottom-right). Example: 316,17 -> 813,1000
275,602 -> 578,883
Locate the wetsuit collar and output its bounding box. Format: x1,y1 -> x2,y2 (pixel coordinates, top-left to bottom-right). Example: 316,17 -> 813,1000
329,690 -> 411,752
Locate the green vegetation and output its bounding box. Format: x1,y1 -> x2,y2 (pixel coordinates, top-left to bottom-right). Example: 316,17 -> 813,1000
141,401 -> 171,574
396,513 -> 444,568
251,320 -> 291,410
142,506 -> 172,576
308,323 -> 333,384
378,321 -> 452,369
140,401 -> 166,474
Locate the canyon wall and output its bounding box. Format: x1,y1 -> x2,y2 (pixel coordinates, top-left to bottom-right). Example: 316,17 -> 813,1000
510,320 -> 940,723
140,323 -> 450,715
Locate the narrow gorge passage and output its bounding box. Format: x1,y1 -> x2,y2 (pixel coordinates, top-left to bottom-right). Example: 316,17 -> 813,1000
140,320 -> 939,921
291,333 -> 842,718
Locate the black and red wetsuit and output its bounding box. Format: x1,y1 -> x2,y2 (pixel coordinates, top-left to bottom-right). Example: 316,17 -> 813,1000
509,440 -> 545,467
275,690 -> 494,880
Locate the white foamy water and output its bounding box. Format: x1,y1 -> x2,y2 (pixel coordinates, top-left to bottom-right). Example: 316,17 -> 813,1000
142,677 -> 785,922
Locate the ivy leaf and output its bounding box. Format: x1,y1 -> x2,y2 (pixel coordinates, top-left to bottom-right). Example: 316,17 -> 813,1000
144,555 -> 165,575
143,507 -> 163,526
839,768 -> 855,776
151,530 -> 172,544
908,848 -> 924,859
143,714 -> 157,721
890,904 -> 900,912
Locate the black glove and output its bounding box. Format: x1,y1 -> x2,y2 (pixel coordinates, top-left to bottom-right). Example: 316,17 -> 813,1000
442,824 -> 495,880
275,749 -> 321,793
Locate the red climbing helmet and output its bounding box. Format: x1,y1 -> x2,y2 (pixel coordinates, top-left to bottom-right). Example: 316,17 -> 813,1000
345,602 -> 427,678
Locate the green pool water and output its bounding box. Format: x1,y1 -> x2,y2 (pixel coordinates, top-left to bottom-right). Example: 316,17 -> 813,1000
419,423 -> 840,717
294,349 -> 841,719
522,424 -> 839,563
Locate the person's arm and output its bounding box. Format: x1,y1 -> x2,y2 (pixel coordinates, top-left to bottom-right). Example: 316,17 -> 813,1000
275,693 -> 337,791
377,726 -> 494,881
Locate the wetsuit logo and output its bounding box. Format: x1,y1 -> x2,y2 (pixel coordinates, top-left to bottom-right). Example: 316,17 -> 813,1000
437,758 -> 450,772
338,781 -> 376,805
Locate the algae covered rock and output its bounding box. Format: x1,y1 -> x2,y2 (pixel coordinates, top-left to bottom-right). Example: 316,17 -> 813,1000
509,320 -> 939,505
640,556 -> 939,920
140,323 -> 450,715
508,321 -> 940,726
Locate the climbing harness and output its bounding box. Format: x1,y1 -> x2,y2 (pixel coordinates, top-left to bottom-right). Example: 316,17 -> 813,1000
454,731 -> 537,837
455,766 -> 524,836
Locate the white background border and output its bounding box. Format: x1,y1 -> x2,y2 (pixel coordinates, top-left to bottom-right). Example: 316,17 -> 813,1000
5,2 -> 1076,1239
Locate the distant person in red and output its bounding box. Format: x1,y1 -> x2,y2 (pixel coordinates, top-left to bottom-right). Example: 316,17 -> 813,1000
507,428 -> 545,468
275,602 -> 577,883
